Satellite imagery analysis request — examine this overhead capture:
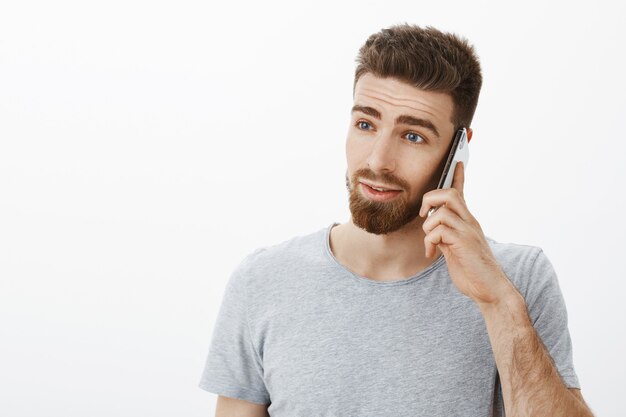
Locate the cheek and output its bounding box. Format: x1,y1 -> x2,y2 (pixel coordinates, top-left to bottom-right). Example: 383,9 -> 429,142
345,134 -> 371,168
405,158 -> 445,195
345,135 -> 360,171
421,157 -> 447,191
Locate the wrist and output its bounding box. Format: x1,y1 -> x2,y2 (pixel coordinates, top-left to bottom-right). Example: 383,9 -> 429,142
477,277 -> 526,317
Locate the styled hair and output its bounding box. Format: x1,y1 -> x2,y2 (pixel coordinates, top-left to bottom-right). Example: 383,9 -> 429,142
354,23 -> 483,129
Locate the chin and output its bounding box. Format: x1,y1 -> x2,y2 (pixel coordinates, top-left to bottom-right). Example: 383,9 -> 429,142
349,191 -> 422,235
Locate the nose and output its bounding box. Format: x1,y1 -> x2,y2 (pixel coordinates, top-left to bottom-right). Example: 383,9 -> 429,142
366,131 -> 397,172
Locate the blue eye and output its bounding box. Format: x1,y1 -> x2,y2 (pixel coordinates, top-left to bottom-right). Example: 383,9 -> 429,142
357,121 -> 371,130
405,132 -> 425,144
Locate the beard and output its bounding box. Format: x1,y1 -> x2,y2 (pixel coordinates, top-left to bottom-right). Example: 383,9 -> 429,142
346,168 -> 427,235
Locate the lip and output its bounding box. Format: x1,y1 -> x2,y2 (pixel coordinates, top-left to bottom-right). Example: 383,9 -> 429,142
359,180 -> 402,191
360,182 -> 403,202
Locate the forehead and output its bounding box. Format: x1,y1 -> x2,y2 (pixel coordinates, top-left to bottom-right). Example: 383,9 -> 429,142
353,73 -> 455,128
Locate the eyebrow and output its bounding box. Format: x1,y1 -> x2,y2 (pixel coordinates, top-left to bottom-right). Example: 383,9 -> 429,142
351,104 -> 440,138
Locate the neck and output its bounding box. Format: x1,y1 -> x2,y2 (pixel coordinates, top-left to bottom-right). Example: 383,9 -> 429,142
330,217 -> 443,281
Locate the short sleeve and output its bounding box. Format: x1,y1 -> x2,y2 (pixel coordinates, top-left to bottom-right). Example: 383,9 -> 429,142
198,253 -> 271,404
524,249 -> 580,389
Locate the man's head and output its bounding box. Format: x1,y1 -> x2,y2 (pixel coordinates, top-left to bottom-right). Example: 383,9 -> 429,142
353,24 -> 482,130
345,24 -> 482,235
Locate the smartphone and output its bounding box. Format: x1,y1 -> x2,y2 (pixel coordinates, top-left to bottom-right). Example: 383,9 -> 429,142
427,127 -> 470,217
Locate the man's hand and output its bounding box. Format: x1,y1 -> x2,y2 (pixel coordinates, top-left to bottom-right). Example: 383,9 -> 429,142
419,162 -> 515,305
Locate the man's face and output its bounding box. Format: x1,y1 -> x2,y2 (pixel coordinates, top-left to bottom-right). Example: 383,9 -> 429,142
345,73 -> 457,235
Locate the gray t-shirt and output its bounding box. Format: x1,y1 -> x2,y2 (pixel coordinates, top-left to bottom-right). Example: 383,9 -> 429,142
199,222 -> 580,416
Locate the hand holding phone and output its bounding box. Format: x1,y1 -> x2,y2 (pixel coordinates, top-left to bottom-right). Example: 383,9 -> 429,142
427,127 -> 470,217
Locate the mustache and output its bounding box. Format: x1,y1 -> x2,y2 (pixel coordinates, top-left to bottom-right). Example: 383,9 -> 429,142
348,168 -> 410,191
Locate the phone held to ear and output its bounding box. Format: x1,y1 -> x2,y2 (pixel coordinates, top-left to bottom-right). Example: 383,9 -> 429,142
427,127 -> 469,217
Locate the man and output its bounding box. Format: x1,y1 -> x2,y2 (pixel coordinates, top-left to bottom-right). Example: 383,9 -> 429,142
199,24 -> 594,416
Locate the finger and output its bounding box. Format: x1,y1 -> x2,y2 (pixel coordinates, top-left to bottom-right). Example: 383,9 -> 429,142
451,161 -> 465,198
424,224 -> 459,257
425,238 -> 439,258
420,188 -> 471,221
424,227 -> 441,258
422,205 -> 467,236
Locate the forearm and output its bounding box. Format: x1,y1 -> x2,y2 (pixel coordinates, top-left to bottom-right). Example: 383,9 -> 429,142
478,281 -> 592,417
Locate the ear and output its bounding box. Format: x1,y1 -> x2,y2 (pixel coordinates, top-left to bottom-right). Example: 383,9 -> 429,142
467,127 -> 473,143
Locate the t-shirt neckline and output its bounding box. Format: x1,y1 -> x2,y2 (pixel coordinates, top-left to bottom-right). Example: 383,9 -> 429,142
323,221 -> 447,286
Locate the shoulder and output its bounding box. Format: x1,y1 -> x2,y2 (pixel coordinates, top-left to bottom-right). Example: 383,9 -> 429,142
243,226 -> 327,268
484,235 -> 552,299
485,235 -> 543,269
232,225 -> 328,286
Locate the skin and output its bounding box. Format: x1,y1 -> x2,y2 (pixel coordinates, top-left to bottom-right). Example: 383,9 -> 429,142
331,72 -> 472,280
215,395 -> 268,417
329,73 -> 594,416
212,72 -> 593,417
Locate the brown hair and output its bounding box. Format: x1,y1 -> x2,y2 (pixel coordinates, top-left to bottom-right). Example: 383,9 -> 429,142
354,23 -> 482,130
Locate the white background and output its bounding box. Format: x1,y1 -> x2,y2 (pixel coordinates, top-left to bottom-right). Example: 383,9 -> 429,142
1,0 -> 624,416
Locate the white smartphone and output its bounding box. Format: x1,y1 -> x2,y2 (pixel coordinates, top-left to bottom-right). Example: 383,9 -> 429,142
427,127 -> 470,217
